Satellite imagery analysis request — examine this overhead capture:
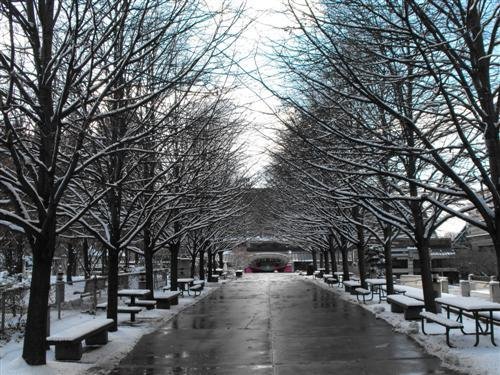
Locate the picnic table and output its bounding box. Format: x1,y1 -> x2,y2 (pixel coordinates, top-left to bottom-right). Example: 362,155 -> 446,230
117,289 -> 150,305
435,296 -> 500,346
365,278 -> 386,302
177,278 -> 195,296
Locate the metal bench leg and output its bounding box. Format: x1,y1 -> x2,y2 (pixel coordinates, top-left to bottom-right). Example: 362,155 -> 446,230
131,312 -> 136,322
421,318 -> 427,335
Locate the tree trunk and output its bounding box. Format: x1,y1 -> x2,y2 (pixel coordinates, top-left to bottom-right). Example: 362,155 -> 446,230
170,242 -> 179,291
383,225 -> 395,295
341,239 -> 350,281
311,249 -> 317,269
218,251 -> 223,269
416,237 -> 437,313
15,237 -> 24,274
83,239 -> 90,279
22,235 -> 54,365
324,250 -> 330,274
106,249 -> 120,331
144,247 -> 154,296
328,234 -> 337,273
143,224 -> 154,295
319,251 -> 324,268
493,236 -> 500,280
207,249 -> 213,279
190,253 -> 197,278
199,250 -> 205,280
66,243 -> 75,285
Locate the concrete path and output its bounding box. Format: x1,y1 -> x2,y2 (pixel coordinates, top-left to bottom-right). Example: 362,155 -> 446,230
108,274 -> 457,374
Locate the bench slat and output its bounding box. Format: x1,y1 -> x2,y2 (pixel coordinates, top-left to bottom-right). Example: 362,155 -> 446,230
387,295 -> 424,307
47,319 -> 114,342
420,312 -> 463,328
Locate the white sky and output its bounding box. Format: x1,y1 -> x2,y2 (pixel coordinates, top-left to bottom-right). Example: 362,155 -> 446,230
221,0 -> 291,178
215,0 -> 465,235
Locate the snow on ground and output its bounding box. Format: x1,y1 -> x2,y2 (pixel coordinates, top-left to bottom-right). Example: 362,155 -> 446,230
0,280 -> 226,375
305,275 -> 500,375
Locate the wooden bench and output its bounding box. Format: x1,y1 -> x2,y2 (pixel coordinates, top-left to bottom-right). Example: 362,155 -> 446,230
156,291 -> 181,309
46,319 -> 114,360
387,294 -> 425,320
343,280 -> 361,294
420,311 -> 463,347
235,270 -> 243,277
188,284 -> 202,297
355,288 -> 372,303
130,299 -> 157,310
96,303 -> 142,322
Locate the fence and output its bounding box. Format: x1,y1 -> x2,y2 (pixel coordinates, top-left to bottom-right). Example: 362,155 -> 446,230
0,268 -> 168,333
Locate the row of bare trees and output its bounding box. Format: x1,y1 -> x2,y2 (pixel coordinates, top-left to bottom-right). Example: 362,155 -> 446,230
262,0 -> 498,314
0,0 -> 250,365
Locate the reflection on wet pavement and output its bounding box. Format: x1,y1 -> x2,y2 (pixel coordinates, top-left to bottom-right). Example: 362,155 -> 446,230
107,274 -> 458,375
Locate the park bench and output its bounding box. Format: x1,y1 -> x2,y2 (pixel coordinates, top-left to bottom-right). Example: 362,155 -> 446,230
235,270 -> 243,277
188,284 -> 203,297
419,311 -> 463,347
46,318 -> 114,360
96,303 -> 142,322
355,288 -> 372,303
343,280 -> 361,294
130,299 -> 157,310
387,294 -> 425,320
155,291 -> 181,309
313,271 -> 321,279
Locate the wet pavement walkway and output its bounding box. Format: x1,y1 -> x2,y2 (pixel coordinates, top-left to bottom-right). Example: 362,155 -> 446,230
108,274 -> 457,374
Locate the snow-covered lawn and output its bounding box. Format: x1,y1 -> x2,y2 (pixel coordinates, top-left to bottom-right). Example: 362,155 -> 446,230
0,281 -> 225,375
306,276 -> 500,375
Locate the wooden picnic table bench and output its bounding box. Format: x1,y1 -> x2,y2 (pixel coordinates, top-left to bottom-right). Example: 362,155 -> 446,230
387,294 -> 425,320
96,303 -> 142,321
420,311 -> 463,347
46,318 -> 114,360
